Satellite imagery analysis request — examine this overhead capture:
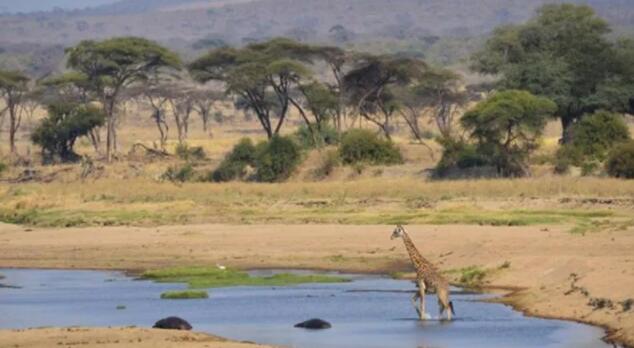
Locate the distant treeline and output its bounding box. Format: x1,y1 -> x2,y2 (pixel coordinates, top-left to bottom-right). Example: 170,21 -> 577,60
0,3 -> 633,180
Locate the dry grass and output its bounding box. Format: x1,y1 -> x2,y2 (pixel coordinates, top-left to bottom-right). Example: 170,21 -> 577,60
1,106 -> 633,228
0,176 -> 632,228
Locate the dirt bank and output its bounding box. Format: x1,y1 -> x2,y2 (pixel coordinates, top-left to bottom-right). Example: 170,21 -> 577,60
0,222 -> 632,347
0,327 -> 271,348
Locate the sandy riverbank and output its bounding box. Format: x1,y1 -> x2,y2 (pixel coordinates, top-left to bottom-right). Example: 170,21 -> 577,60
0,222 -> 632,347
0,327 -> 272,348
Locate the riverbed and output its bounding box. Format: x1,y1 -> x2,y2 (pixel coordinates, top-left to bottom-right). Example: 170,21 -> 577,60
0,269 -> 611,348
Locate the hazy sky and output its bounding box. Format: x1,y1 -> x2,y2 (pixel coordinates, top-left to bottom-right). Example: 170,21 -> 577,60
0,0 -> 120,13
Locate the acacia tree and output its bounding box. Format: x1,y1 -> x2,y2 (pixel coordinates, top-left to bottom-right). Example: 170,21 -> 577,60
66,37 -> 181,161
343,56 -> 427,139
189,38 -> 314,139
0,70 -> 29,154
471,4 -> 634,142
396,68 -> 466,145
190,88 -> 223,137
19,88 -> 42,132
138,82 -> 171,150
310,46 -> 353,131
166,88 -> 195,144
461,90 -> 557,177
287,81 -> 339,147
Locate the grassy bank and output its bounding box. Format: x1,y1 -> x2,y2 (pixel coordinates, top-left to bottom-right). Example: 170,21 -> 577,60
142,267 -> 349,289
0,177 -> 632,229
160,290 -> 209,299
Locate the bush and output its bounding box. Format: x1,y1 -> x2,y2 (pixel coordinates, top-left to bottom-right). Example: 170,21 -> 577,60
254,136 -> 302,182
0,162 -> 6,175
210,138 -> 256,182
175,143 -> 206,161
161,163 -> 195,183
605,141 -> 634,179
339,129 -> 403,165
295,124 -> 340,149
210,137 -> 302,183
313,149 -> 341,179
31,102 -> 105,163
556,111 -> 631,174
434,137 -> 489,177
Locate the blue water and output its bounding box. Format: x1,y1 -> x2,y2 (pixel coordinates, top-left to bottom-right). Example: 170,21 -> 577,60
0,269 -> 612,348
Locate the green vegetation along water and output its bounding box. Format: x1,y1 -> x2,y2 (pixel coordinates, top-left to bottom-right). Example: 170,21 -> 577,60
141,266 -> 349,288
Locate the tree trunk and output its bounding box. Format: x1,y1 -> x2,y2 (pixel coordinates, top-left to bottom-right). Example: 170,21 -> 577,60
104,99 -> 116,162
89,129 -> 101,154
200,109 -> 210,134
560,115 -> 576,144
106,116 -> 115,162
8,101 -> 21,155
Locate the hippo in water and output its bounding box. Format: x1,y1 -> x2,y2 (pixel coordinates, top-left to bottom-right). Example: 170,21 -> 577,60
153,316 -> 192,330
294,318 -> 332,330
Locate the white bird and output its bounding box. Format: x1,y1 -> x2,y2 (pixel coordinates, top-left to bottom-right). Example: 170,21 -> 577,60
216,264 -> 226,270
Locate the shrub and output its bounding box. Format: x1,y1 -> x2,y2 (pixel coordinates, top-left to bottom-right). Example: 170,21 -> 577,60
295,124 -> 339,149
313,149 -> 340,179
210,138 -> 256,182
434,136 -> 489,177
0,162 -> 6,175
556,111 -> 631,174
175,143 -> 206,161
31,102 -> 105,163
161,163 -> 195,183
211,161 -> 247,182
339,129 -> 403,165
254,136 -> 302,182
458,266 -> 488,287
605,141 -> 634,179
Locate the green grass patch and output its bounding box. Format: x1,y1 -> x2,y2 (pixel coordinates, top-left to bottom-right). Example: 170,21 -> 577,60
446,262 -> 512,287
0,208 -> 179,227
389,271 -> 412,280
142,266 -> 349,289
446,266 -> 489,288
568,219 -> 632,235
0,193 -> 621,229
160,290 -> 209,299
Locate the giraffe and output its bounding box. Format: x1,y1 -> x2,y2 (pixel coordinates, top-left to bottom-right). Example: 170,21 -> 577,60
391,225 -> 455,321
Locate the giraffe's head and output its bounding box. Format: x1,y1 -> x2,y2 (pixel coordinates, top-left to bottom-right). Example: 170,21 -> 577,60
391,225 -> 406,240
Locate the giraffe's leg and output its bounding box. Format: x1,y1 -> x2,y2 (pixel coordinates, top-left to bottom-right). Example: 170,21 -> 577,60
418,280 -> 427,320
438,288 -> 452,321
411,292 -> 421,318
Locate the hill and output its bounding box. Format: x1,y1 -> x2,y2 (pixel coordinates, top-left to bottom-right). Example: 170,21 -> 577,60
1,0 -> 634,76
1,0 -> 633,44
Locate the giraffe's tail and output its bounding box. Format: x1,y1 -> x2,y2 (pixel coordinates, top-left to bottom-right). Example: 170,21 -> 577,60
449,301 -> 455,315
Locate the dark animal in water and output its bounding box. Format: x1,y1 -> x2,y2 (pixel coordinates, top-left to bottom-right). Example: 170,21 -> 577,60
153,316 -> 192,330
294,318 -> 332,330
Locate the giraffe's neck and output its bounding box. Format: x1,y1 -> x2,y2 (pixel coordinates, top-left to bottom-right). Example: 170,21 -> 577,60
401,232 -> 428,273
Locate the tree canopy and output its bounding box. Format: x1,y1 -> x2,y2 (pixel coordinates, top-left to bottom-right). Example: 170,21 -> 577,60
343,55 -> 427,139
189,38 -> 317,139
471,4 -> 633,141
461,90 -> 557,177
65,37 -> 181,161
